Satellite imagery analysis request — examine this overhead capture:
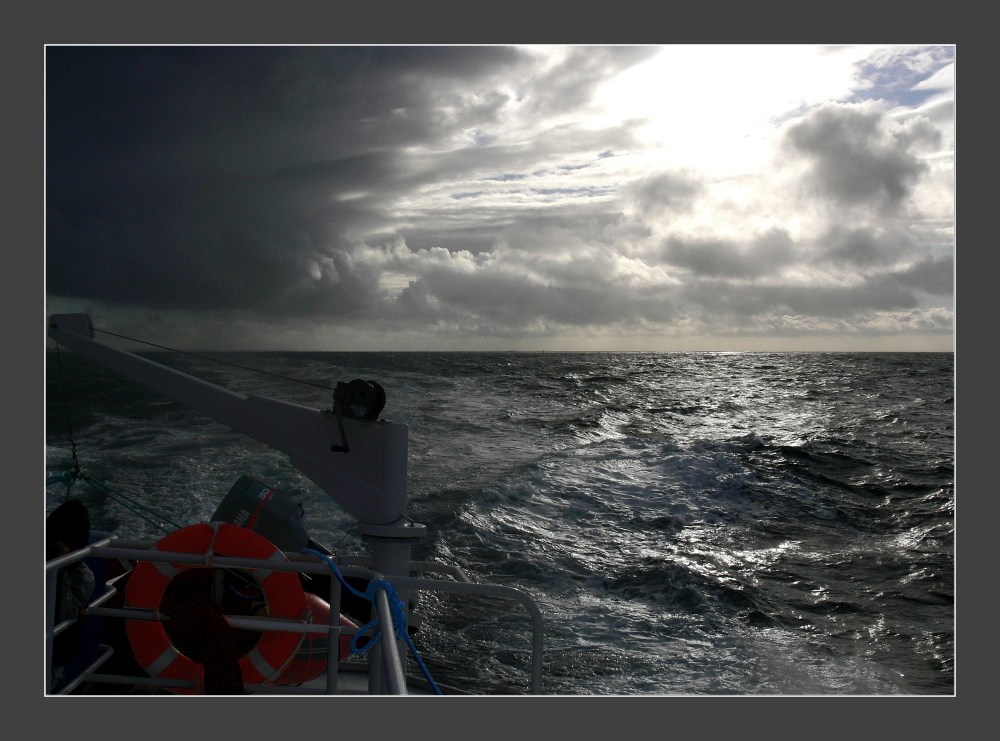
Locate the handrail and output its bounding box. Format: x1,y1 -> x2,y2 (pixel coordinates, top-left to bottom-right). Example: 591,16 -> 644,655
391,575 -> 545,694
45,537 -> 113,572
55,644 -> 114,695
46,539 -> 545,695
407,560 -> 472,582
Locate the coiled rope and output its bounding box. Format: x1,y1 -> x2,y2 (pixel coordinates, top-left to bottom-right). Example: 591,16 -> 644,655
303,548 -> 442,695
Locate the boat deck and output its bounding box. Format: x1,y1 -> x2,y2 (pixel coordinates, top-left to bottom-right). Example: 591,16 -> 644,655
46,534 -> 541,696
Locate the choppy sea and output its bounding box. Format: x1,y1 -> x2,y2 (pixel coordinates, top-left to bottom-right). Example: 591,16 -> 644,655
46,348 -> 954,695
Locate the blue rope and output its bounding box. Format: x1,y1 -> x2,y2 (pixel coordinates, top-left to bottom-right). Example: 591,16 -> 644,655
303,548 -> 442,695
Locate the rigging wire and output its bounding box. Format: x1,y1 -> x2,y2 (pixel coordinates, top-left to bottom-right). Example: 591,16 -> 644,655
93,327 -> 338,392
49,339 -> 183,532
50,323 -> 340,531
53,343 -> 84,481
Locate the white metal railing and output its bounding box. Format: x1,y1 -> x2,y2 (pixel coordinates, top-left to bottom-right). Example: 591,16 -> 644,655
45,538 -> 544,695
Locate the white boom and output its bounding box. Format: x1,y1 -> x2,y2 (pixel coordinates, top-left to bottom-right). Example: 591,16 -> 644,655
47,314 -> 410,527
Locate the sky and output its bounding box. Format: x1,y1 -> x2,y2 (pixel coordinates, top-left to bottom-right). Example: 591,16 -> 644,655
45,44 -> 955,352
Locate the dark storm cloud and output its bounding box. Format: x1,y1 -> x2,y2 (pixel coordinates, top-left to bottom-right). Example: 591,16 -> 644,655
622,171 -> 703,216
782,102 -> 940,214
816,224 -> 912,267
46,45 -> 655,324
397,265 -> 676,331
662,222 -> 949,324
46,156 -> 395,315
681,272 -> 921,320
46,45 -> 953,349
661,229 -> 794,279
894,255 -> 954,295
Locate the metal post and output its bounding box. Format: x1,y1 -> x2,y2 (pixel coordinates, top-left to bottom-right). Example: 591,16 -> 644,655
326,573 -> 342,694
359,520 -> 426,682
45,568 -> 59,693
373,587 -> 406,695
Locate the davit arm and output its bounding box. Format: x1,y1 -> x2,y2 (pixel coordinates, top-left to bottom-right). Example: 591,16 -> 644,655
47,313 -> 410,527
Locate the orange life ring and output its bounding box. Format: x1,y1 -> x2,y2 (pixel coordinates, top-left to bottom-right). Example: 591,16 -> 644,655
124,522 -> 308,694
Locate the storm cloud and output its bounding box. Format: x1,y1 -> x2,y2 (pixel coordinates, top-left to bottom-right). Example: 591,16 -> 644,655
782,100 -> 942,214
46,45 -> 954,351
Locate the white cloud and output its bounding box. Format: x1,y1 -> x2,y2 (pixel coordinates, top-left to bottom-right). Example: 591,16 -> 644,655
914,62 -> 955,92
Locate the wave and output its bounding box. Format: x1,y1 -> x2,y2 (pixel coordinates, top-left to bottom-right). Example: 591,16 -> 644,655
45,348 -> 954,694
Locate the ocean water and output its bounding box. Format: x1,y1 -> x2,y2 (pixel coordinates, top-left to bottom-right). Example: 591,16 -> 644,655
45,348 -> 955,695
